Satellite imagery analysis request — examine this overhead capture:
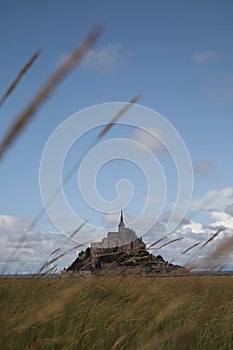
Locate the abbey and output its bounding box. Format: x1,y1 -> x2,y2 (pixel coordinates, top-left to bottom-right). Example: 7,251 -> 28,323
91,211 -> 140,249
64,211 -> 185,276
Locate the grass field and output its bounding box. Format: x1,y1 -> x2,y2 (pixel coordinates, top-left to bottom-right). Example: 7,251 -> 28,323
0,275 -> 232,349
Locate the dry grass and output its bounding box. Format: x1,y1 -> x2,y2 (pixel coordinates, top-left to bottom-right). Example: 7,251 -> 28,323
97,94 -> 142,138
0,50 -> 41,108
0,276 -> 232,349
0,26 -> 103,159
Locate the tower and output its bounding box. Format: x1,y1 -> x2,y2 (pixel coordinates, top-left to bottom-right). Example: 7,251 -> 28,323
118,210 -> 125,230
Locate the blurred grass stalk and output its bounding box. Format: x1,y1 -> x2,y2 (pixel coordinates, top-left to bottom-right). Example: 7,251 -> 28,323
0,25 -> 104,159
0,49 -> 41,108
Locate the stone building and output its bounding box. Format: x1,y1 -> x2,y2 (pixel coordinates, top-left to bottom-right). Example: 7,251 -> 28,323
91,211 -> 140,250
91,211 -> 146,264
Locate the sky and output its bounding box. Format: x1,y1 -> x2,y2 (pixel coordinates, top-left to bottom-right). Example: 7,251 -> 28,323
0,0 -> 233,273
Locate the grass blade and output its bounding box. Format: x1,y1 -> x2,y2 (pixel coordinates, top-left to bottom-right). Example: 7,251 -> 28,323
0,49 -> 41,108
0,26 -> 103,159
98,94 -> 142,138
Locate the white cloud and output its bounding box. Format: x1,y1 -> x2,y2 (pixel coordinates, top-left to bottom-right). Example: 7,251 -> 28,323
154,188 -> 233,269
193,50 -> 221,63
82,43 -> 132,70
160,223 -> 233,270
176,220 -> 204,234
0,214 -> 30,235
181,189 -> 233,269
56,43 -> 133,72
192,187 -> 233,212
193,161 -> 214,177
131,127 -> 166,155
210,211 -> 233,230
0,214 -> 85,274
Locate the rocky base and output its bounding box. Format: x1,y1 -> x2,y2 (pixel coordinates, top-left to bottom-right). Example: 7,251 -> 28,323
63,243 -> 188,277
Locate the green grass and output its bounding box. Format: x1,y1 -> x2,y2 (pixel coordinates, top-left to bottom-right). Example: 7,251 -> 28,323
0,276 -> 232,349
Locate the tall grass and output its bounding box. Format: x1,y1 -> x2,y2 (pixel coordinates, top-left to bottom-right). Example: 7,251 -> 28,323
0,276 -> 232,349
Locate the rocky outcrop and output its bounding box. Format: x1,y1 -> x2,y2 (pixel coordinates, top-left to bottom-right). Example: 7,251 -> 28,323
64,239 -> 187,276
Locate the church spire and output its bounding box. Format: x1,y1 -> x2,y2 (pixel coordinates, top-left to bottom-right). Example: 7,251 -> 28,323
118,209 -> 125,229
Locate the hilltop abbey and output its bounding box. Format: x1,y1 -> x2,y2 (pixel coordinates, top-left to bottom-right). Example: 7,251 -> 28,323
91,211 -> 143,250
90,211 -> 146,263
64,210 -> 184,276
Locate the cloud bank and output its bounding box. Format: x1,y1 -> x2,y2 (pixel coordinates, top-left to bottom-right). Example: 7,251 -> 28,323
1,187 -> 233,273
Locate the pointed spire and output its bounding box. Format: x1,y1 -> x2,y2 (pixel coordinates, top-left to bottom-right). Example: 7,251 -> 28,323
118,209 -> 125,229
120,210 -> 123,224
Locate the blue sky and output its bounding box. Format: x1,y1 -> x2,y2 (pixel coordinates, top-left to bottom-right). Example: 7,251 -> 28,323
1,0 -> 233,272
